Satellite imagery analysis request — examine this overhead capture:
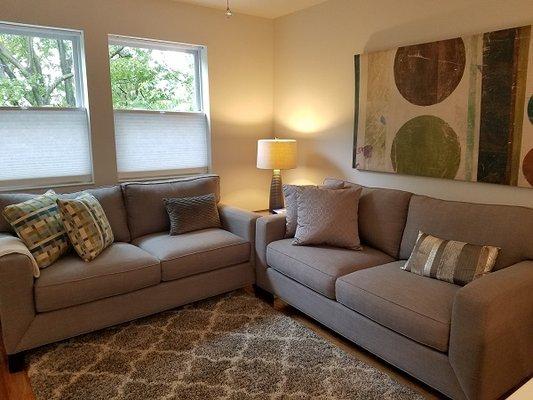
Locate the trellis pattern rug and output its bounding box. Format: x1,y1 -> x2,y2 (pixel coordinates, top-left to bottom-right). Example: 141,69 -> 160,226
27,290 -> 424,400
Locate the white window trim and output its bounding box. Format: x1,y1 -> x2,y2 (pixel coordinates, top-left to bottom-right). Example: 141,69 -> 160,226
108,34 -> 203,54
117,168 -> 209,182
111,109 -> 205,117
109,34 -> 212,182
0,176 -> 94,193
0,21 -> 94,191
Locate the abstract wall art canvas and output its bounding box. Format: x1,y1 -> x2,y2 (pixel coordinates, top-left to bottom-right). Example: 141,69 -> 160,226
353,25 -> 533,188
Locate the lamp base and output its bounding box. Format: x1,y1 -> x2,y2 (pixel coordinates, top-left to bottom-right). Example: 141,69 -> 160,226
269,169 -> 284,212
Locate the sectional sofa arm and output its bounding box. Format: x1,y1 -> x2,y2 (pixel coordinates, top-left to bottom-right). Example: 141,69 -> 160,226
255,214 -> 286,291
449,261 -> 533,400
218,204 -> 260,260
0,250 -> 37,354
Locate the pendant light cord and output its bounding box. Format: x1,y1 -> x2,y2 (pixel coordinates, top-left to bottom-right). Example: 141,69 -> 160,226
225,0 -> 233,17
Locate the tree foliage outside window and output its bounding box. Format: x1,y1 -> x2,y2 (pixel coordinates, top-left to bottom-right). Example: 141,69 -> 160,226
108,44 -> 197,112
0,33 -> 77,107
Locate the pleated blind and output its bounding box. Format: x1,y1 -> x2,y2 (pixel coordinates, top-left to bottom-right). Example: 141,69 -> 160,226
114,111 -> 209,180
0,109 -> 93,189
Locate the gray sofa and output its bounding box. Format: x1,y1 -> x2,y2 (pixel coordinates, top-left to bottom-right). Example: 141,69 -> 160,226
0,174 -> 258,372
255,178 -> 533,400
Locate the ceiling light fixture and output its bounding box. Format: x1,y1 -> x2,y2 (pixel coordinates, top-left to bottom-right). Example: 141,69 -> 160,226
225,0 -> 233,17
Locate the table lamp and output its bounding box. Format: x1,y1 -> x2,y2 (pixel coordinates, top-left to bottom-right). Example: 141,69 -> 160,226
257,138 -> 297,212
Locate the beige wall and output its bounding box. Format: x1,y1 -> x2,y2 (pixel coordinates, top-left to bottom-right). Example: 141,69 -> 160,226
4,0 -> 533,210
274,0 -> 533,207
0,0 -> 274,210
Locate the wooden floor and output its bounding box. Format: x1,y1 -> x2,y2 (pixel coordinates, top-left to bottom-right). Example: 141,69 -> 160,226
0,337 -> 34,400
0,291 -> 525,399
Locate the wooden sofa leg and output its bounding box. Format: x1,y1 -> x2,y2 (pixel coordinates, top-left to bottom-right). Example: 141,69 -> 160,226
7,352 -> 25,373
253,284 -> 275,305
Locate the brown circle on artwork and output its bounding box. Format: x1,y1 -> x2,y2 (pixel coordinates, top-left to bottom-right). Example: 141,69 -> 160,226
394,38 -> 466,106
522,149 -> 533,186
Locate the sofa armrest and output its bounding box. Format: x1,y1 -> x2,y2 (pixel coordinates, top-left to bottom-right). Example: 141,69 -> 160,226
255,214 -> 286,292
218,204 -> 260,263
449,261 -> 533,400
0,248 -> 36,354
218,204 -> 260,242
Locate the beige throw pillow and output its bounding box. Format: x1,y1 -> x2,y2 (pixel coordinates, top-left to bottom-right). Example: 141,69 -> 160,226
402,231 -> 500,286
293,186 -> 362,250
283,181 -> 344,238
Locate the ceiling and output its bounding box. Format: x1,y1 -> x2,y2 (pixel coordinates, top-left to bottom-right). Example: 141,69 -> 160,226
175,0 -> 329,19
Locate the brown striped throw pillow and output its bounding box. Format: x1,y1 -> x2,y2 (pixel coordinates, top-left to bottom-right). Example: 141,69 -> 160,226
402,231 -> 500,286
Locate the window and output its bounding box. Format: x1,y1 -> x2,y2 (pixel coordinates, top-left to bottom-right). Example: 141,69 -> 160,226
108,35 -> 209,180
0,22 -> 92,189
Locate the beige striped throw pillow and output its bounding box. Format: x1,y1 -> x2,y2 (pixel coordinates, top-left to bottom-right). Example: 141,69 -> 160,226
402,231 -> 500,286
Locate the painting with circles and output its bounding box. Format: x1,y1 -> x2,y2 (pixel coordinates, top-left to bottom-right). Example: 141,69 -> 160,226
353,25 -> 533,188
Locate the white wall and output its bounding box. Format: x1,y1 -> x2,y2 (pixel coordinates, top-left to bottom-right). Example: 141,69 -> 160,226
0,0 -> 274,210
274,0 -> 533,207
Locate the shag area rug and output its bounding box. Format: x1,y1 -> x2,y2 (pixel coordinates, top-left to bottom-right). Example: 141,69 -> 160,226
27,290 -> 424,400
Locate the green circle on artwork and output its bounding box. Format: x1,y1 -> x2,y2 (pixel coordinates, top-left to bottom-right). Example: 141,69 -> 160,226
394,38 -> 466,106
527,96 -> 533,124
391,115 -> 461,179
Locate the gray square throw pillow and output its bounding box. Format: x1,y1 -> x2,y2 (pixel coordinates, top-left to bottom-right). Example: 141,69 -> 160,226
164,193 -> 220,235
293,186 -> 362,250
283,181 -> 344,238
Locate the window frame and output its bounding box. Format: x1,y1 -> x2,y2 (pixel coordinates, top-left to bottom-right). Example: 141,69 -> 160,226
108,34 -> 211,182
0,21 -> 94,191
108,34 -> 204,114
0,22 -> 87,110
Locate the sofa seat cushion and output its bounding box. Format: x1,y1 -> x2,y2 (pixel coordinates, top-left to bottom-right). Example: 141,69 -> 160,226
35,243 -> 161,312
336,261 -> 460,352
266,239 -> 394,299
133,228 -> 250,282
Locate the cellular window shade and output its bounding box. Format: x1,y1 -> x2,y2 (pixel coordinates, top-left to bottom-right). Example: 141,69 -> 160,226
0,109 -> 92,189
114,111 -> 209,180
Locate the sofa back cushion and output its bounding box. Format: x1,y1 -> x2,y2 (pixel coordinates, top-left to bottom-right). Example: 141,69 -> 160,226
0,193 -> 35,233
0,186 -> 131,243
122,174 -> 220,239
400,195 -> 533,270
324,178 -> 412,258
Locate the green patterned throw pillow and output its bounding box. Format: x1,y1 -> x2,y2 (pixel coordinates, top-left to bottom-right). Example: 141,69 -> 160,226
2,190 -> 69,268
57,192 -> 114,262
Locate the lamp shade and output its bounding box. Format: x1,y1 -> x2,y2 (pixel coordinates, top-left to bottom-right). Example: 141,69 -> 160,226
257,139 -> 297,170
